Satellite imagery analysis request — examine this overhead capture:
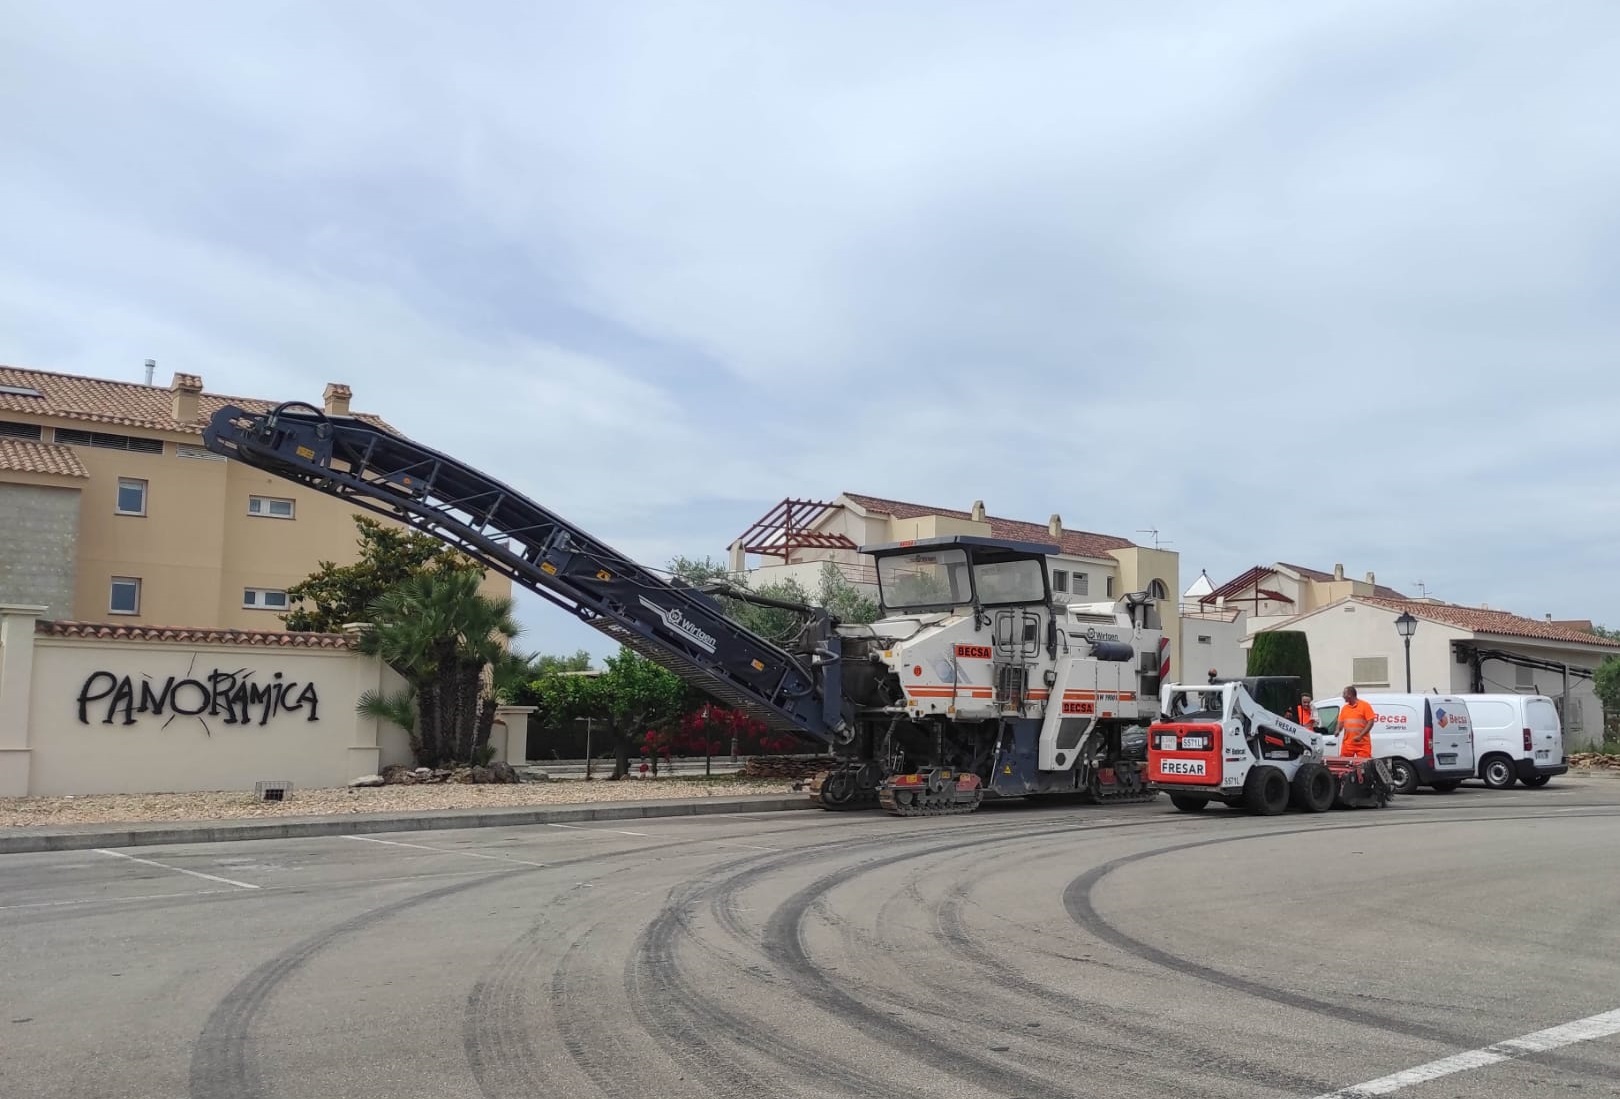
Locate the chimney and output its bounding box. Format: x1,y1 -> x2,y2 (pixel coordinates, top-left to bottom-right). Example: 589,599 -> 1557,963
144,358 -> 156,385
970,499 -> 985,522
1333,563 -> 1344,581
323,382 -> 353,417
1365,571 -> 1375,584
1546,613 -> 1553,621
1049,513 -> 1063,539
169,371 -> 203,423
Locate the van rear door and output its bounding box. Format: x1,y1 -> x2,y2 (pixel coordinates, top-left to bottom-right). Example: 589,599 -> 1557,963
1526,698 -> 1563,766
1427,698 -> 1474,776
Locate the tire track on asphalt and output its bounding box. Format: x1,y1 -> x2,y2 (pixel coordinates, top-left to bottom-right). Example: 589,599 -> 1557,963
628,840 -> 941,1099
1060,809 -> 1620,1081
190,836 -> 700,1099
928,853 -> 1331,1096
758,827 -> 1123,1098
190,871 -> 526,1099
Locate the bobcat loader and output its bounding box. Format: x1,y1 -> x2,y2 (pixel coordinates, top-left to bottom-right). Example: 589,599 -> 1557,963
1146,676 -> 1395,814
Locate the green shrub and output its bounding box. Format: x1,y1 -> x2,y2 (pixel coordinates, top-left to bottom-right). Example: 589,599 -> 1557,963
1248,630 -> 1313,693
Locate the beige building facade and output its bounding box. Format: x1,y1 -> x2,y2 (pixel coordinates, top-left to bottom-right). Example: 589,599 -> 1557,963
0,605 -> 530,797
0,363 -> 511,629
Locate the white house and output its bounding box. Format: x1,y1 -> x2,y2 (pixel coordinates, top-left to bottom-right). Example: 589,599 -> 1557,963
1248,596 -> 1618,750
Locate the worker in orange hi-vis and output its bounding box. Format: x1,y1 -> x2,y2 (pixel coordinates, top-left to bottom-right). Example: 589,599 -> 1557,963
1336,686 -> 1377,759
1295,693 -> 1315,728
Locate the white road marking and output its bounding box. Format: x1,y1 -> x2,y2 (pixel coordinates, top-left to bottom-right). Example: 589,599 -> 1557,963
0,889 -> 231,911
92,849 -> 260,890
714,842 -> 776,851
340,835 -> 548,868
545,823 -> 648,836
1312,1007 -> 1620,1097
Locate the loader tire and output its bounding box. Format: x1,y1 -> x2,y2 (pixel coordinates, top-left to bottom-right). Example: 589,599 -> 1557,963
1290,762 -> 1335,813
1169,794 -> 1209,813
1244,765 -> 1290,816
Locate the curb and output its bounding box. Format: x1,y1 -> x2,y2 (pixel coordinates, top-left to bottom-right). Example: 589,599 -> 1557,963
0,794 -> 818,854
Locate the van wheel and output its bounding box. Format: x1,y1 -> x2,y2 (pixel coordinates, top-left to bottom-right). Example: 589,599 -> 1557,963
1290,762 -> 1335,813
1388,758 -> 1419,795
1480,755 -> 1518,789
1431,780 -> 1461,792
1522,774 -> 1551,788
1243,766 -> 1290,815
1169,795 -> 1208,813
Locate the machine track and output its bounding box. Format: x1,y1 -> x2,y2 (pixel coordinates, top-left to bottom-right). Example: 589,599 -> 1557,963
876,771 -> 984,816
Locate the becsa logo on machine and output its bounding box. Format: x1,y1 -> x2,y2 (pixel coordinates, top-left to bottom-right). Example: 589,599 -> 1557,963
954,644 -> 993,660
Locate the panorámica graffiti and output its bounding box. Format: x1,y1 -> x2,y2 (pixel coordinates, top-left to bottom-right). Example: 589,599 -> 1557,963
76,665 -> 321,729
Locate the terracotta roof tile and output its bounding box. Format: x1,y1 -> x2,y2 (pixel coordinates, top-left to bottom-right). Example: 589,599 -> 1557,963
0,364 -> 395,437
1360,597 -> 1620,649
0,438 -> 89,478
35,620 -> 356,649
842,492 -> 1138,560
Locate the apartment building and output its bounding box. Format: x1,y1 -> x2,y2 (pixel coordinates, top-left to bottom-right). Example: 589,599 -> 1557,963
0,362 -> 510,629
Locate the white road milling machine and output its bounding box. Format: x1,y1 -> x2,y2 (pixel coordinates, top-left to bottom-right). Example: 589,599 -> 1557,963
813,535 -> 1170,815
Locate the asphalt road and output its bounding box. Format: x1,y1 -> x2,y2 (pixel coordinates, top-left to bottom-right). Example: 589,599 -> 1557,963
4,778 -> 1620,1099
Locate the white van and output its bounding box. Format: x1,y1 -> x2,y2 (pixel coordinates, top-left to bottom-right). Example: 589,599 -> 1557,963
1311,693 -> 1476,794
1453,694 -> 1567,788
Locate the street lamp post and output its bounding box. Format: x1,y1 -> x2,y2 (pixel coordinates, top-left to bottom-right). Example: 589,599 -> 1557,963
1394,611 -> 1418,692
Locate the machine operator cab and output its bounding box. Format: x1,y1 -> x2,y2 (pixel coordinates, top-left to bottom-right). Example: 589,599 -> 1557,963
863,535 -> 1056,614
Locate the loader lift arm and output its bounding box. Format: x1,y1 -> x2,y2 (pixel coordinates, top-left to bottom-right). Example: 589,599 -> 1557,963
201,402 -> 851,744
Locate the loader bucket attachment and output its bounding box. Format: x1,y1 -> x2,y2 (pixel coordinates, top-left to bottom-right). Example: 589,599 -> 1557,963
1327,757 -> 1396,809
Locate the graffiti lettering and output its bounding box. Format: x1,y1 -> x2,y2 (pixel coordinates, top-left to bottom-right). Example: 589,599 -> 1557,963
76,669 -> 321,727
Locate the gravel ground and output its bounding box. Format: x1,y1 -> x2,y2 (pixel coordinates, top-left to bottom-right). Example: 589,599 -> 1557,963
0,777 -> 799,828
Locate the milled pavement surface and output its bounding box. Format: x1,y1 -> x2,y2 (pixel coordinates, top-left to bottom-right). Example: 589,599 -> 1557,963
3,777 -> 1620,1098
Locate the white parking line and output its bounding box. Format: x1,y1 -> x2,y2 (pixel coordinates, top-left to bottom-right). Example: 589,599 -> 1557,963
92,849 -> 260,890
1312,1007 -> 1620,1097
340,835 -> 548,868
545,823 -> 648,837
0,889 -> 233,912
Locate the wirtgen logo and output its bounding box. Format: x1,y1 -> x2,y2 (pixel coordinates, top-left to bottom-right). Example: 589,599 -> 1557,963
639,597 -> 718,653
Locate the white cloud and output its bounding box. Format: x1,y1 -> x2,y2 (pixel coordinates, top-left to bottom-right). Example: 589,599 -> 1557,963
4,0 -> 1620,649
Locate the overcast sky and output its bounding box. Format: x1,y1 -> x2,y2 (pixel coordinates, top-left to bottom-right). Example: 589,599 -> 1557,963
5,1 -> 1618,658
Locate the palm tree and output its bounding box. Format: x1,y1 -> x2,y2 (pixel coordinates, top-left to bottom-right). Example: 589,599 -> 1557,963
355,569 -> 522,767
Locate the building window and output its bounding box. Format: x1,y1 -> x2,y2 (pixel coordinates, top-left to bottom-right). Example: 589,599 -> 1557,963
1052,570 -> 1068,593
0,419 -> 42,440
1198,634 -> 1212,644
109,577 -> 141,615
243,587 -> 289,610
248,495 -> 295,519
54,427 -> 164,454
1073,572 -> 1088,596
1148,579 -> 1169,599
116,478 -> 148,516
1515,665 -> 1536,689
1352,656 -> 1390,687
1106,576 -> 1115,598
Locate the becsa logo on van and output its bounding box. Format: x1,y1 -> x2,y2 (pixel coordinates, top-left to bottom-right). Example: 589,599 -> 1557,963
1436,707 -> 1450,728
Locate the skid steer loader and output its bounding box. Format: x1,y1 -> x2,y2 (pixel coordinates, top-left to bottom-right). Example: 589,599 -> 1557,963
1146,676 -> 1395,814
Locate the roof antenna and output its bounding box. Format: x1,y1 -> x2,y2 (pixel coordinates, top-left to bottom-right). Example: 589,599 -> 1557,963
1415,580 -> 1429,598
144,358 -> 156,385
1137,527 -> 1172,550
